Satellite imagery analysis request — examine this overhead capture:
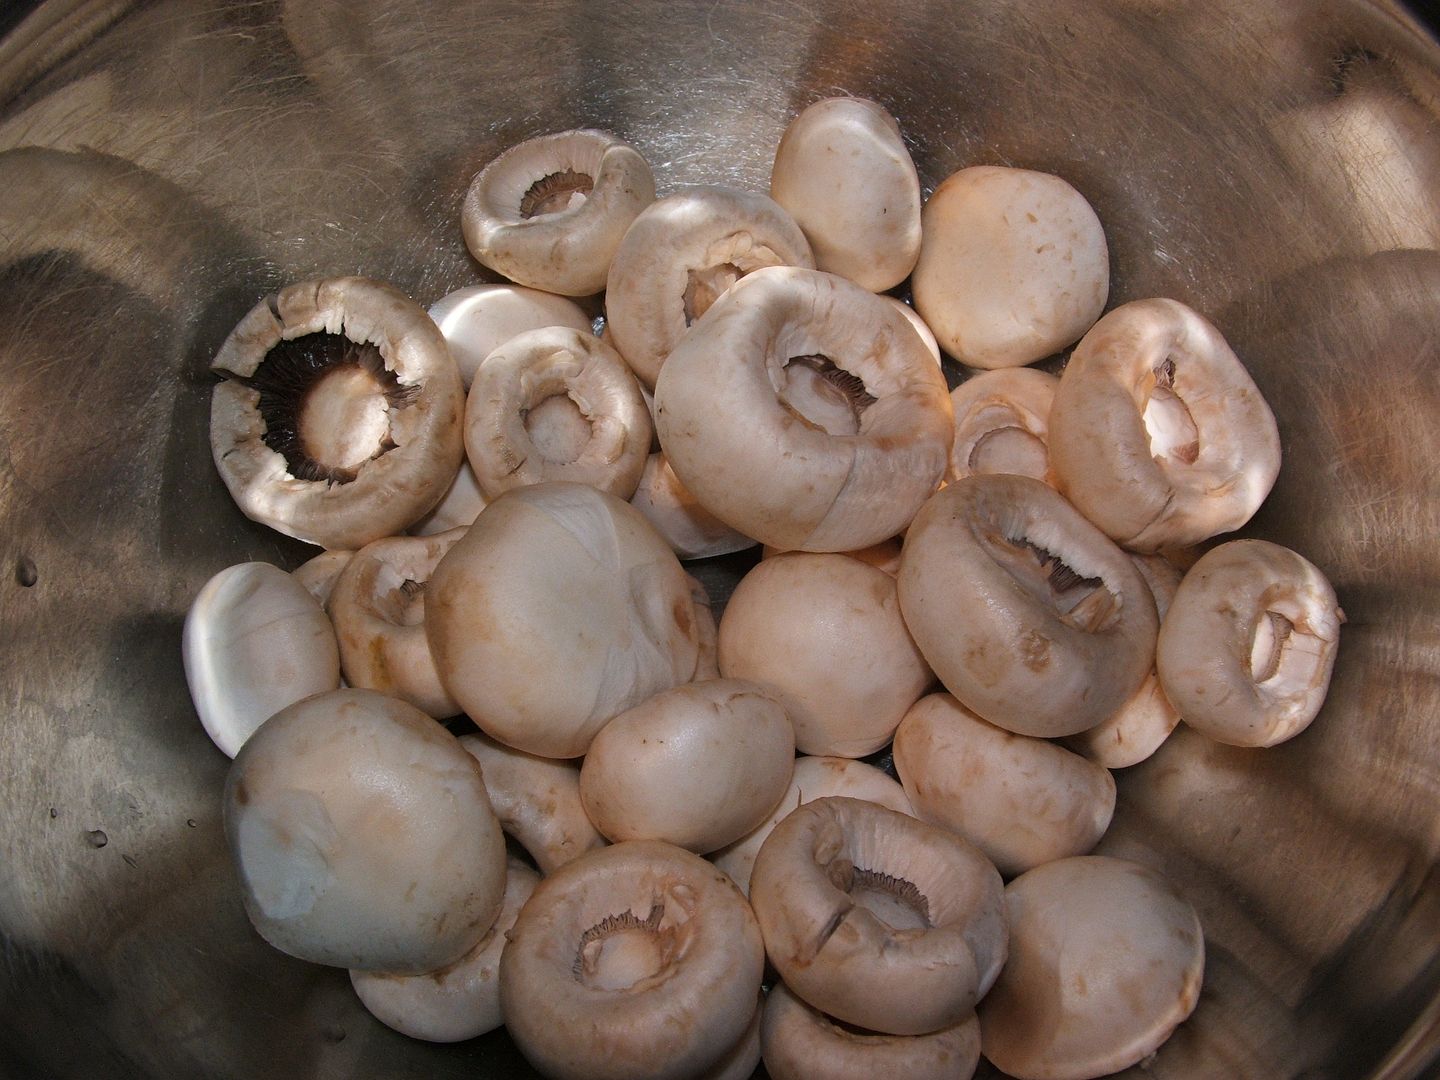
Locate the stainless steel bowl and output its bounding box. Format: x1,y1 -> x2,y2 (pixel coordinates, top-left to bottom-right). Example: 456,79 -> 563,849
2,1 -> 1438,1076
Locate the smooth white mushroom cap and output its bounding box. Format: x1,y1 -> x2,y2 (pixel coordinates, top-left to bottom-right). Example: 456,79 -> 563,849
291,549 -> 355,607
349,857 -> 539,1043
461,129 -> 656,297
499,840 -> 765,1080
408,459 -> 487,536
426,482 -> 700,758
579,679 -> 796,854
630,451 -> 758,560
718,552 -> 932,757
428,283 -> 593,388
210,277 -> 465,550
604,185 -> 815,386
183,562 -> 341,758
885,297 -> 943,366
762,983 -> 982,1080
654,266 -> 953,552
223,688 -> 507,974
978,856 -> 1204,1080
911,165 -> 1109,369
705,993 -> 765,1080
749,796 -> 1007,1037
1157,539 -> 1343,747
897,475 -> 1158,738
769,96 -> 923,293
948,367 -> 1059,485
893,693 -> 1116,877
1048,297 -> 1282,551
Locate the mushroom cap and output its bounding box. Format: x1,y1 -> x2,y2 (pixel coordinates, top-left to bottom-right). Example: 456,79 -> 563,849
463,325 -> 652,500
911,165 -> 1109,369
426,482 -> 700,758
1048,297 -> 1282,551
761,983 -> 981,1080
210,277 -> 465,549
428,283 -> 593,388
947,367 -> 1059,485
654,266 -> 953,552
977,856 -> 1204,1080
686,572 -> 722,680
408,459 -> 487,536
183,561 -> 341,758
749,796 -> 1007,1037
291,549 -> 355,607
884,297 -> 943,366
579,679 -> 796,854
349,857 -> 539,1042
604,185 -> 814,386
629,451 -> 758,560
897,475 -> 1158,738
499,840 -> 765,1080
326,528 -> 464,718
223,688 -> 507,974
461,129 -> 656,296
893,693 -> 1116,877
769,96 -> 922,293
1157,539 -> 1343,747
718,552 -> 933,757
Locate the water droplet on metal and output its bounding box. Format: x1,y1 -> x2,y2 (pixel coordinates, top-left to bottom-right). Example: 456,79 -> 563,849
15,556 -> 37,588
186,818 -> 198,828
48,807 -> 57,819
86,829 -> 108,848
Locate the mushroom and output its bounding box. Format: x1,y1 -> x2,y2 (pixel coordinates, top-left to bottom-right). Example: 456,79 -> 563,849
349,856 -> 539,1042
425,482 -> 700,758
897,475 -> 1158,738
977,856 -> 1204,1080
654,266 -> 953,552
711,755 -> 913,897
1047,297 -> 1282,551
686,572 -> 722,680
947,367 -> 1059,485
911,165 -> 1109,369
718,551 -> 932,757
761,983 -> 981,1080
183,562 -> 341,758
748,796 -> 1007,1037
463,325 -> 652,500
461,129 -> 655,297
224,688 -> 507,973
428,282 -> 594,389
291,549 -> 355,607
769,96 -> 923,293
762,537 -> 904,576
892,693 -> 1116,877
209,277 -> 465,549
325,528 -> 465,718
579,679 -> 796,854
630,451 -> 758,560
408,459 -> 487,536
604,185 -> 814,386
458,732 -> 606,874
884,297 -> 943,366
1157,539 -> 1343,747
706,992 -> 765,1080
499,840 -> 765,1080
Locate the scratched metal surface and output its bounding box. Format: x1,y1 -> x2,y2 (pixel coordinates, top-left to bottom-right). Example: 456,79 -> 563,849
0,1 -> 1438,1077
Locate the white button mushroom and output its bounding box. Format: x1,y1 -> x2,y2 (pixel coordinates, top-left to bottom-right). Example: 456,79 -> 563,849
1048,297 -> 1282,551
911,165 -> 1109,369
769,96 -> 923,293
223,688 -> 507,974
209,277 -> 465,549
654,266 -> 953,552
427,282 -> 594,389
407,458 -> 487,536
183,561 -> 341,758
884,296 -> 943,366
717,551 -> 933,757
893,693 -> 1116,877
1157,539 -> 1343,747
461,129 -> 656,297
947,367 -> 1060,485
290,549 -> 355,607
629,451 -> 758,560
977,856 -> 1204,1080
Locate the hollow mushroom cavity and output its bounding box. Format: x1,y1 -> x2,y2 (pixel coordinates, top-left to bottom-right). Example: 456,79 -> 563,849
947,366 -> 1059,485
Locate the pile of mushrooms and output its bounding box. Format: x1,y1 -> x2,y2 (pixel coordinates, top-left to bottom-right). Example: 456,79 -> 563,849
184,95 -> 1346,1080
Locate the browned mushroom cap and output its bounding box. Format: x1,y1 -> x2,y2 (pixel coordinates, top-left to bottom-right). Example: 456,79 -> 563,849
604,186 -> 814,386
1157,539 -> 1343,747
947,367 -> 1059,485
1048,298 -> 1282,552
749,796 -> 1006,1037
326,528 -> 464,718
654,266 -> 953,552
893,693 -> 1115,877
464,326 -> 652,500
762,983 -> 981,1080
499,840 -> 765,1080
461,129 -> 656,297
223,688 -> 506,974
978,856 -> 1204,1080
210,277 -> 465,549
897,475 -> 1158,738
